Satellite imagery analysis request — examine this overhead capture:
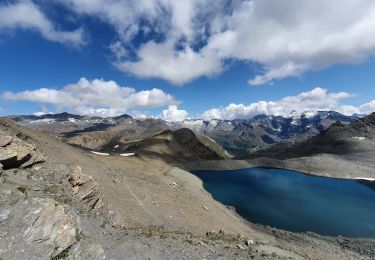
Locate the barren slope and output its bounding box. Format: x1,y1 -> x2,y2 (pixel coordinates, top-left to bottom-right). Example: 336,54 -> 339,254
1,118 -> 374,259
193,113 -> 375,180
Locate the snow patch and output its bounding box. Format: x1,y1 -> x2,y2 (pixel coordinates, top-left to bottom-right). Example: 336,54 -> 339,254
354,177 -> 375,181
303,111 -> 317,118
183,119 -> 204,126
29,118 -> 56,124
352,137 -> 366,140
120,153 -> 135,157
91,151 -> 109,156
290,119 -> 299,126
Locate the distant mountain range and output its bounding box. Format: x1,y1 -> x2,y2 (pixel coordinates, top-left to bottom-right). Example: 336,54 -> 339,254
242,112 -> 375,160
168,111 -> 360,156
9,110 -> 360,156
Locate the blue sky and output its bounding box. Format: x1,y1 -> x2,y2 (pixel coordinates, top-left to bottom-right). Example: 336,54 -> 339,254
1,0 -> 375,121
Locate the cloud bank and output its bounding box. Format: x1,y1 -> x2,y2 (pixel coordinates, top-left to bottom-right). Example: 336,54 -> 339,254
1,78 -> 178,117
201,87 -> 375,120
3,1 -> 375,85
3,82 -> 375,120
53,0 -> 375,85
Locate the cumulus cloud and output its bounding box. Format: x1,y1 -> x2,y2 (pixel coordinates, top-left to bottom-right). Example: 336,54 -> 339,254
202,87 -> 355,120
115,42 -> 222,85
51,0 -> 375,85
3,1 -> 375,84
337,101 -> 375,116
0,1 -> 85,46
1,77 -> 178,117
160,105 -> 188,122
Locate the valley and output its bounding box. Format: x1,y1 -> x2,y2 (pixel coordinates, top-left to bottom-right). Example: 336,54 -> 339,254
2,2 -> 375,259
1,111 -> 375,259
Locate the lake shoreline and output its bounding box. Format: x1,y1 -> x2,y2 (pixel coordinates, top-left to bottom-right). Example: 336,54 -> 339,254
189,166 -> 375,258
187,155 -> 375,181
193,167 -> 375,238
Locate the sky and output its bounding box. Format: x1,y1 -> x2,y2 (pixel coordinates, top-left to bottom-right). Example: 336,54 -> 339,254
1,0 -> 375,121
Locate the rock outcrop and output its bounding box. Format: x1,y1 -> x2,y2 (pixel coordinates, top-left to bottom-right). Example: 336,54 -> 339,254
0,134 -> 45,169
23,198 -> 78,257
0,198 -> 79,260
67,166 -> 103,211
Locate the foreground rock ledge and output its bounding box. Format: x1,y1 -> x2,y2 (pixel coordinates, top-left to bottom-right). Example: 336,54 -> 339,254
0,134 -> 45,170
0,198 -> 79,259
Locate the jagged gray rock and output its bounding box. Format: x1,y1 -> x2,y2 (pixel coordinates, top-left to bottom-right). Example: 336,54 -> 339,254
0,198 -> 79,260
67,166 -> 103,211
23,198 -> 77,257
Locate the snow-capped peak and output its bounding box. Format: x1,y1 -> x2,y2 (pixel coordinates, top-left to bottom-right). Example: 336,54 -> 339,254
302,111 -> 318,118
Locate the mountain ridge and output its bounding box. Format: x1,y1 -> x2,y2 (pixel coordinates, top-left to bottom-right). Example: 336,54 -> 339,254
239,112 -> 375,160
7,110 -> 360,156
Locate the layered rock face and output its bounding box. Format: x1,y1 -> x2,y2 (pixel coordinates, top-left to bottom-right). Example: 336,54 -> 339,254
0,134 -> 45,170
0,127 -> 79,259
3,198 -> 79,259
67,166 -> 103,211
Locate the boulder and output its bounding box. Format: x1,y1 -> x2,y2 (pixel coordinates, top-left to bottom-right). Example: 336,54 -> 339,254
0,136 -> 12,147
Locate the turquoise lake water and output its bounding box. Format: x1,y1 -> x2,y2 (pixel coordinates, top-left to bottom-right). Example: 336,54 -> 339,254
193,168 -> 375,238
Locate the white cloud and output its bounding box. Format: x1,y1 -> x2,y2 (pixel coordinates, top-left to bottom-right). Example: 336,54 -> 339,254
128,111 -> 149,119
205,0 -> 375,85
357,101 -> 375,115
0,1 -> 85,46
1,77 -> 178,117
33,111 -> 52,116
109,41 -> 128,59
202,87 -> 355,120
336,105 -> 360,116
3,1 -> 375,85
160,105 -> 188,122
115,41 -> 222,85
52,0 -> 375,85
338,100 -> 375,116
